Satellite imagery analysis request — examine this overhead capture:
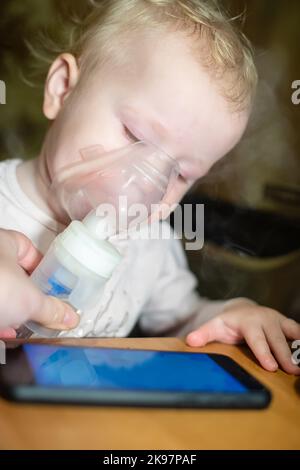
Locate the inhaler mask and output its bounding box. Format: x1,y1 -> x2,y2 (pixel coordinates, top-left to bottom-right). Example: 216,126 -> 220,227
51,141 -> 180,233
17,142 -> 179,340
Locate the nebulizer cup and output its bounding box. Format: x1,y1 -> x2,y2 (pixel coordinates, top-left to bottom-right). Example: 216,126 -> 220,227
17,141 -> 179,338
55,140 -> 179,224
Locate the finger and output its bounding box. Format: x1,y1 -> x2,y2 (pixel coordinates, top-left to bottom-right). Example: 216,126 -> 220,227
263,323 -> 300,375
10,231 -> 42,272
0,264 -> 79,331
186,318 -> 219,347
149,202 -> 177,223
0,328 -> 17,339
281,318 -> 300,340
29,294 -> 80,331
150,178 -> 190,222
162,177 -> 192,209
242,324 -> 278,372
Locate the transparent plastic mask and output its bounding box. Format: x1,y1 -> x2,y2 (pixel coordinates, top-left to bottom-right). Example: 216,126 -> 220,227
51,141 -> 180,223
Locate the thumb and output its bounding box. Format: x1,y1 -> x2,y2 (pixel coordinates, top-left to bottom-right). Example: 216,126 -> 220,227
29,294 -> 80,331
9,230 -> 42,273
0,328 -> 17,339
186,318 -> 220,347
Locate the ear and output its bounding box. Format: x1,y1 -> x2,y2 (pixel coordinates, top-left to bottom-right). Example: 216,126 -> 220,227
43,53 -> 79,120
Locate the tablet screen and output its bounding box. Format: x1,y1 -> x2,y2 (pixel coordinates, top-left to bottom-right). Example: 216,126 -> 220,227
24,345 -> 247,393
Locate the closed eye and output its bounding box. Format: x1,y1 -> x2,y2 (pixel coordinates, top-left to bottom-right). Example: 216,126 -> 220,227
123,125 -> 140,143
177,174 -> 187,183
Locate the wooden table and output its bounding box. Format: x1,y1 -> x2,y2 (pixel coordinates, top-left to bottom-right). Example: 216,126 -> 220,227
0,338 -> 299,450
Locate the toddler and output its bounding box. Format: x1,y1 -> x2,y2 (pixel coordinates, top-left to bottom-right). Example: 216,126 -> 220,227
0,0 -> 299,374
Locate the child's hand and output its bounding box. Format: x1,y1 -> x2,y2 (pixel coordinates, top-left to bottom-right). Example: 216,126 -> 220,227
186,300 -> 300,375
0,230 -> 79,338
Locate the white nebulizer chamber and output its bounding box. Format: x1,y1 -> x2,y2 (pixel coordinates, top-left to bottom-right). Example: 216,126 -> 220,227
18,141 -> 179,338
23,213 -> 122,338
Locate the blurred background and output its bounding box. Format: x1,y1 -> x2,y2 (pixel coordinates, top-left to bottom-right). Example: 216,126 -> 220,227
0,0 -> 300,319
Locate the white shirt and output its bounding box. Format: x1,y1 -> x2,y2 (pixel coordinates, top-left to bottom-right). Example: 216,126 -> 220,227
0,159 -> 236,338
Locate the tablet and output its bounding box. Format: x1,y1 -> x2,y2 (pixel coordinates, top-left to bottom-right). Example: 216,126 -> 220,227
0,343 -> 271,409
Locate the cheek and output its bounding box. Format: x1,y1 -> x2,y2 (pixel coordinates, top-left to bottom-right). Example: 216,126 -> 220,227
45,108 -> 129,179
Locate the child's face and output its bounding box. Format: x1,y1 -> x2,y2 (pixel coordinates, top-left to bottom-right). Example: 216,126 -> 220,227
42,29 -> 249,220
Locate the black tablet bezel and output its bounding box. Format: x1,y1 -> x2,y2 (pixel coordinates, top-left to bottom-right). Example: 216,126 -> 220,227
0,344 -> 272,409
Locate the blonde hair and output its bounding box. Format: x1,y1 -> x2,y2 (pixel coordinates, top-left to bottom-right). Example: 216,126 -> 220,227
32,0 -> 257,111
